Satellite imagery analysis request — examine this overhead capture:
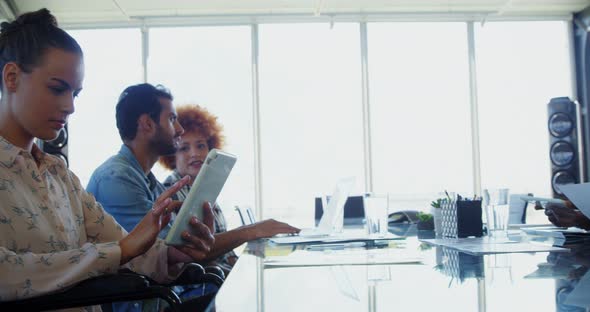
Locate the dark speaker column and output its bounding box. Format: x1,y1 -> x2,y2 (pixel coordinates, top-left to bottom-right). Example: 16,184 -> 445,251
548,97 -> 579,198
573,6 -> 590,182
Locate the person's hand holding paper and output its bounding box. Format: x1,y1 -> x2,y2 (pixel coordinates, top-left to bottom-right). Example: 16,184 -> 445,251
545,201 -> 590,230
545,183 -> 590,230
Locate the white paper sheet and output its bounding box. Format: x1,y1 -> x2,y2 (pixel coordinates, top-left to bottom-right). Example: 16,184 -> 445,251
558,182 -> 590,220
523,226 -> 589,235
270,232 -> 402,245
420,237 -> 569,255
264,249 -> 423,267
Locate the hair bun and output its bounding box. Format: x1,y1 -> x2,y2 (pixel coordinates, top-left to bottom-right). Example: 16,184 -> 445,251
0,8 -> 57,35
0,21 -> 20,35
16,8 -> 57,27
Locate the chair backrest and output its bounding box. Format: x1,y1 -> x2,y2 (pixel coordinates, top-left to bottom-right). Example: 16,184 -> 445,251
234,206 -> 247,225
314,195 -> 365,226
235,205 -> 256,226
508,193 -> 531,224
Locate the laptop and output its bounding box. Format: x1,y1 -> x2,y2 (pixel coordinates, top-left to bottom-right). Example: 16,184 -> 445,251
285,177 -> 356,239
270,177 -> 404,244
314,195 -> 365,226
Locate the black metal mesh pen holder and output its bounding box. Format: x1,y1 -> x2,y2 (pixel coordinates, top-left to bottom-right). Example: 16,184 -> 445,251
439,247 -> 485,283
440,198 -> 483,238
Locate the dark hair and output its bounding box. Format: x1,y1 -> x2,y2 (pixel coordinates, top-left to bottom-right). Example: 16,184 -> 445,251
0,8 -> 82,91
116,83 -> 173,141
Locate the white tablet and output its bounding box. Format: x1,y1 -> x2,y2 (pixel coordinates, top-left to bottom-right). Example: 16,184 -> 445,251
165,149 -> 236,246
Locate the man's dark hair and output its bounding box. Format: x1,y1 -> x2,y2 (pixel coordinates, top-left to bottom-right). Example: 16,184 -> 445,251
115,83 -> 173,141
0,8 -> 83,92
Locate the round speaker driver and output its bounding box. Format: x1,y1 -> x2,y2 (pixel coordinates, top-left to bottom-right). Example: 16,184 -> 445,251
552,171 -> 576,195
548,113 -> 574,138
550,141 -> 575,167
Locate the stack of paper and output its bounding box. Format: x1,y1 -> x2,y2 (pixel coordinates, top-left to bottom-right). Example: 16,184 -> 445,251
264,248 -> 423,267
522,226 -> 590,246
269,232 -> 403,245
420,237 -> 569,255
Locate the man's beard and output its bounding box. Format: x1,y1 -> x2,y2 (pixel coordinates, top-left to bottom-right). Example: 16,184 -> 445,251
151,126 -> 177,156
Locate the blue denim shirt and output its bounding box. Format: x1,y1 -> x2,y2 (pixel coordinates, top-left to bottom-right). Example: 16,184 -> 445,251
86,145 -> 169,312
87,144 -> 171,237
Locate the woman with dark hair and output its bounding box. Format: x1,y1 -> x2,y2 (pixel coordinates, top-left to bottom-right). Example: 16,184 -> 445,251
159,105 -> 299,274
0,9 -> 215,306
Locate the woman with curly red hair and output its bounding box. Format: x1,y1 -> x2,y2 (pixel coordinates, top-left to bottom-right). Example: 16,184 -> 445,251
160,105 -> 299,273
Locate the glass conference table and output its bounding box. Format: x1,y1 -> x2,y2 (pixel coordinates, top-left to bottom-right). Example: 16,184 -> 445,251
209,229 -> 590,312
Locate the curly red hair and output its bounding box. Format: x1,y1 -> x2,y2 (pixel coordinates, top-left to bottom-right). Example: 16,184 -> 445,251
158,104 -> 225,170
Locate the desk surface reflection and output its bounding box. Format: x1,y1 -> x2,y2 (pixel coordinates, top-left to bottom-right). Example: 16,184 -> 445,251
211,232 -> 590,312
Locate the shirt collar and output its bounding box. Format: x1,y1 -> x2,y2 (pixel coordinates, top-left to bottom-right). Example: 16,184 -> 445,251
0,136 -> 20,167
0,136 -> 61,168
118,144 -> 158,184
118,144 -> 146,174
171,170 -> 194,197
171,170 -> 183,182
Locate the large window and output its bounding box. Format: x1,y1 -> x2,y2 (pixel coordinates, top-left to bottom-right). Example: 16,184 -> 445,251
63,19 -> 574,228
258,23 -> 364,227
67,29 -> 143,187
475,22 -> 573,198
368,22 -> 473,211
148,26 -> 254,227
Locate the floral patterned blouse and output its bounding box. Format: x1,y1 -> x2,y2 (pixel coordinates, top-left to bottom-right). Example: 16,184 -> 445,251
0,136 -> 178,310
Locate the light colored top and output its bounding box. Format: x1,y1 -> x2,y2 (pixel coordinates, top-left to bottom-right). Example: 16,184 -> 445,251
0,136 -> 177,307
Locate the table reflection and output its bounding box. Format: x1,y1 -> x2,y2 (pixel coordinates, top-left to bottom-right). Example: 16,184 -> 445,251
212,235 -> 590,312
545,243 -> 590,312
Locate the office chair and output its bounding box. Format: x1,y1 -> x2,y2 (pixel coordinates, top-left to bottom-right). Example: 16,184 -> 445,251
0,263 -> 224,312
235,205 -> 256,226
508,193 -> 531,224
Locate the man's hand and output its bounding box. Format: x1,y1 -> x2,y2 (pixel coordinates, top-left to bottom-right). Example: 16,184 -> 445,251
119,176 -> 190,265
167,201 -> 216,264
545,200 -> 590,229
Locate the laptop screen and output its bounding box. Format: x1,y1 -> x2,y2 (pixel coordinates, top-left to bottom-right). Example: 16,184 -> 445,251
315,196 -> 365,226
316,177 -> 356,233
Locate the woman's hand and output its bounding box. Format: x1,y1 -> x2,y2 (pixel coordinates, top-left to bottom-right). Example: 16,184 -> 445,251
118,176 -> 190,265
248,219 -> 300,240
167,201 -> 216,264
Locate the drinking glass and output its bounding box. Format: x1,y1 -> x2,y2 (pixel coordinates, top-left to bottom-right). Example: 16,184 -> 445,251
483,188 -> 510,238
363,194 -> 389,237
